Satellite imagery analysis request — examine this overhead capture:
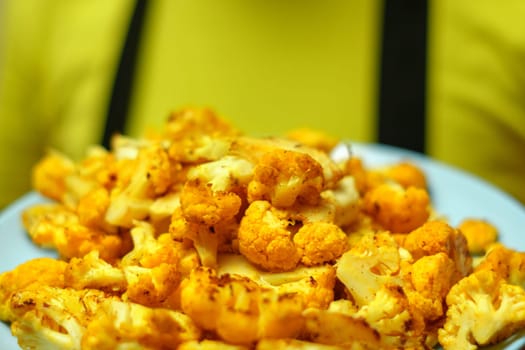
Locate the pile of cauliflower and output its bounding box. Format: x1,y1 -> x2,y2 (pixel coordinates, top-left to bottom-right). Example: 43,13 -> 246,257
1,107 -> 525,350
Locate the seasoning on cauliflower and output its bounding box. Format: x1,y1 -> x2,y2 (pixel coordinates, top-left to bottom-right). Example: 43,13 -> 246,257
438,269 -> 525,350
362,182 -> 430,233
180,266 -> 305,345
458,218 -> 498,255
403,220 -> 472,281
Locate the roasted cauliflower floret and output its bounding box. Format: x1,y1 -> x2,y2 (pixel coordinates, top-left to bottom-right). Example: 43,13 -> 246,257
293,222 -> 347,266
185,155 -> 254,193
180,266 -> 305,345
180,179 -> 242,227
458,218 -> 498,255
0,258 -> 67,322
285,127 -> 340,153
247,149 -> 325,207
164,108 -> 238,164
355,284 -> 427,349
218,254 -> 336,310
164,107 -> 240,141
9,286 -> 107,350
320,175 -> 360,228
362,182 -> 430,233
76,187 -> 113,233
475,243 -> 525,288
21,203 -> 77,248
22,202 -> 129,262
301,307 -> 384,349
403,220 -> 472,281
231,136 -> 343,192
105,142 -> 173,227
82,298 -> 202,350
438,270 -> 525,350
403,252 -> 457,322
170,206 -> 238,268
64,251 -> 126,293
31,150 -> 75,202
238,200 -> 301,271
336,231 -> 403,306
371,162 -> 427,189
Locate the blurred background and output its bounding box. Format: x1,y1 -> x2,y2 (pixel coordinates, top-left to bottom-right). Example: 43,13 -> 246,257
0,0 -> 524,208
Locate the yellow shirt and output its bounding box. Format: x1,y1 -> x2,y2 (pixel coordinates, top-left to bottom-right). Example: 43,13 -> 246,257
0,0 -> 524,208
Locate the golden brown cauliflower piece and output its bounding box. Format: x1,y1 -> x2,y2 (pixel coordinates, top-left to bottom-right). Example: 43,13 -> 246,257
475,243 -> 525,288
164,108 -> 239,164
164,107 -> 240,141
105,142 -> 173,227
64,251 -> 126,294
403,252 -> 457,322
31,150 -> 75,202
238,200 -> 302,271
247,149 -> 325,207
180,266 -> 305,345
0,258 -> 67,322
372,161 -> 427,189
180,179 -> 242,226
403,220 -> 472,281
218,253 -> 336,310
354,284 -> 427,349
362,183 -> 430,233
9,286 -> 107,350
231,136 -> 343,192
458,218 -> 498,255
170,206 -> 238,268
22,203 -> 130,262
301,307 -> 385,349
293,222 -> 347,266
81,298 -> 201,350
285,127 -> 340,153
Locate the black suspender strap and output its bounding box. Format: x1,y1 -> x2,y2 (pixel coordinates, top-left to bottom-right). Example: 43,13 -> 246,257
102,0 -> 149,149
377,0 -> 429,153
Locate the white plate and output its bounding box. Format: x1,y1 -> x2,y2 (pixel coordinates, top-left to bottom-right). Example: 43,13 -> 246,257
1,143 -> 524,349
